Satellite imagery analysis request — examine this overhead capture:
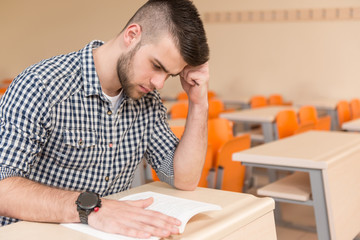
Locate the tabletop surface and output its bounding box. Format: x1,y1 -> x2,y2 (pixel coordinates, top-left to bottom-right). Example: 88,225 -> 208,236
293,98 -> 339,109
220,106 -> 296,123
0,182 -> 275,240
341,118 -> 360,131
233,130 -> 360,169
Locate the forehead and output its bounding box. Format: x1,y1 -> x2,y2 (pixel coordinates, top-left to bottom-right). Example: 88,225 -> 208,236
139,36 -> 187,74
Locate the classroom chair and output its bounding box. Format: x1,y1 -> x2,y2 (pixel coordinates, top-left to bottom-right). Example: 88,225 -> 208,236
170,101 -> 188,119
198,144 -> 216,188
276,109 -> 315,139
176,90 -> 217,101
207,90 -> 217,99
268,94 -> 283,105
176,91 -> 188,100
208,118 -> 234,166
250,95 -> 267,108
0,87 -> 7,96
215,134 -> 251,192
208,98 -> 225,119
298,105 -> 331,131
350,98 -> 360,120
336,100 -> 351,128
268,94 -> 292,106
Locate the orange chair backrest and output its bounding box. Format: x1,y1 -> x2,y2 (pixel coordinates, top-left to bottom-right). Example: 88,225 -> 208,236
208,118 -> 234,165
250,95 -> 267,108
208,98 -> 225,119
177,91 -> 216,101
350,98 -> 360,120
298,105 -> 331,131
336,100 -> 351,127
176,91 -> 188,100
216,134 -> 251,192
276,110 -> 299,139
268,94 -> 283,106
298,105 -> 318,125
208,90 -> 216,99
170,101 -> 188,119
197,144 -> 214,188
170,125 -> 185,139
0,88 -> 7,95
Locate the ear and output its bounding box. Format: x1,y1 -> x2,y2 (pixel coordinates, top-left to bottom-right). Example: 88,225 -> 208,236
123,24 -> 142,47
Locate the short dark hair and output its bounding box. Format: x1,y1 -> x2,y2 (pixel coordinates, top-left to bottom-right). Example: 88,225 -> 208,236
122,0 -> 209,66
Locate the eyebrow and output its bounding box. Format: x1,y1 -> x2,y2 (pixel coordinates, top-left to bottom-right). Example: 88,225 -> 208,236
154,59 -> 181,77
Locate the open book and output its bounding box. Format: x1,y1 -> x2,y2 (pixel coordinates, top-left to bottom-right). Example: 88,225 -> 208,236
62,191 -> 222,240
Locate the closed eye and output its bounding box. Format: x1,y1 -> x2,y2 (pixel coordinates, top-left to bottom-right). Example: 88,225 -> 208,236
152,63 -> 161,70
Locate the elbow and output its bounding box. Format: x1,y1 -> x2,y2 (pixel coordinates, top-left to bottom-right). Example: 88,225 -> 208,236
174,179 -> 199,191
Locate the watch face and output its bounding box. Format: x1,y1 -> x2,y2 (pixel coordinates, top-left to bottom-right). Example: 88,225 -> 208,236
78,192 -> 99,209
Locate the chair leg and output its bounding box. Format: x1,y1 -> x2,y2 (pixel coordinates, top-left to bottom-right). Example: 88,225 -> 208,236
206,168 -> 216,188
242,166 -> 254,192
215,166 -> 224,189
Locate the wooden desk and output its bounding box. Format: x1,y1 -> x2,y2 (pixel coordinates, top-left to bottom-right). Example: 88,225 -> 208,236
220,106 -> 296,142
0,182 -> 276,240
233,131 -> 360,240
220,96 -> 251,110
293,98 -> 339,130
342,118 -> 360,132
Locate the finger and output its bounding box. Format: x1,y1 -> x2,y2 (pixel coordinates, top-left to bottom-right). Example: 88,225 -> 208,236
131,213 -> 180,236
123,198 -> 181,227
114,207 -> 179,237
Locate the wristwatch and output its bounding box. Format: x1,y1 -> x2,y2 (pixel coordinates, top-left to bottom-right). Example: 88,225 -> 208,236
76,191 -> 102,224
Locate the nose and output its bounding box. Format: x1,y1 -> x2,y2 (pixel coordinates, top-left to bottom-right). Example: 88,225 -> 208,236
150,73 -> 168,90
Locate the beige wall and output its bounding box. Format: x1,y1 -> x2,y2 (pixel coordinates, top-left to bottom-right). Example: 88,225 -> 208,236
1,0 -> 360,101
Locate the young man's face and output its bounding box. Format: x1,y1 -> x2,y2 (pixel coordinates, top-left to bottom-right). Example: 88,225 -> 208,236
116,36 -> 187,100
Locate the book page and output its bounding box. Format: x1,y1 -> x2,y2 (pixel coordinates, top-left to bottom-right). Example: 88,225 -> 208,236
121,191 -> 222,233
62,191 -> 221,240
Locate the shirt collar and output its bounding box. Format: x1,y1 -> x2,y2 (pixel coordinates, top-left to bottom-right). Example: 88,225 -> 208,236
80,40 -> 104,97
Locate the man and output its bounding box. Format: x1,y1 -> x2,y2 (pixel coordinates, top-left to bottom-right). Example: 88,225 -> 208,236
0,0 -> 209,238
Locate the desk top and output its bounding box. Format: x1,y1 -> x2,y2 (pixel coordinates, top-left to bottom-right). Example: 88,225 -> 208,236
341,118 -> 360,131
220,96 -> 251,105
293,98 -> 339,110
0,182 -> 275,240
233,130 -> 360,169
220,106 -> 296,123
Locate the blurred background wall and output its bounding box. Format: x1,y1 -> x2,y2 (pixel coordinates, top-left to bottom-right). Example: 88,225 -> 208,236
1,0 -> 359,101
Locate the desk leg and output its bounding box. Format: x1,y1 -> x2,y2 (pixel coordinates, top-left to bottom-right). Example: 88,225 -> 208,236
328,109 -> 339,131
261,122 -> 275,143
309,169 -> 332,240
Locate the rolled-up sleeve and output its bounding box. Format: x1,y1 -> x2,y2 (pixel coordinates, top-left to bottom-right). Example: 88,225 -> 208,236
145,100 -> 180,186
0,73 -> 48,181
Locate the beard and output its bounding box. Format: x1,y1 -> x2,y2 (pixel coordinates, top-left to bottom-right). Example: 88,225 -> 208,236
116,42 -> 142,100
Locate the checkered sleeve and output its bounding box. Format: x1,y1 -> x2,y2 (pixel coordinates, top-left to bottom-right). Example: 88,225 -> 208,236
0,72 -> 49,181
145,99 -> 179,187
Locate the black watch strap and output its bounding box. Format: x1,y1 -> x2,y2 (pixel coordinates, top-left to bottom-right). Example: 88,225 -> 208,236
76,191 -> 101,225
77,208 -> 90,224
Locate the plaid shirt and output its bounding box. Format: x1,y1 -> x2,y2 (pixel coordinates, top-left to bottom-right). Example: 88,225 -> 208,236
0,41 -> 179,226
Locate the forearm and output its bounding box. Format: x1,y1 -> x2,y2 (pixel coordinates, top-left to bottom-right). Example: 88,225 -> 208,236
173,102 -> 208,190
0,176 -> 79,223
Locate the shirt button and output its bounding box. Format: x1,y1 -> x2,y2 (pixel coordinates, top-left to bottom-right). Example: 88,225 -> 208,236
107,110 -> 112,115
109,142 -> 113,148
79,139 -> 83,146
105,176 -> 109,181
